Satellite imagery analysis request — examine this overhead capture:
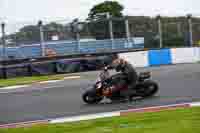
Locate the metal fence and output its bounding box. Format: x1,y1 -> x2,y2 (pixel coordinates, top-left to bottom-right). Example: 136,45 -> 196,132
1,14 -> 200,61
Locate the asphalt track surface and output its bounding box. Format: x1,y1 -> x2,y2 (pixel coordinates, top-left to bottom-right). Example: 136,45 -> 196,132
0,63 -> 200,124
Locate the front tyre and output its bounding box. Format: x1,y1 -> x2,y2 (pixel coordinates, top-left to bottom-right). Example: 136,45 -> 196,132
82,91 -> 102,104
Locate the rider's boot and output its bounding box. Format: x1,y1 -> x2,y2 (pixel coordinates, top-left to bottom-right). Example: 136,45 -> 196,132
101,96 -> 112,104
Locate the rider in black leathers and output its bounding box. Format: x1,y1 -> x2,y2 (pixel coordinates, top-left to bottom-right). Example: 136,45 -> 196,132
111,58 -> 138,101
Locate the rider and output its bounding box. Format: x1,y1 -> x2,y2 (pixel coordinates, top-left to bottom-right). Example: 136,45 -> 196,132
111,58 -> 138,101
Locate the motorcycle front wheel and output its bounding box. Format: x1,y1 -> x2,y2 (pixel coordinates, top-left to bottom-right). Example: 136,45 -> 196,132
82,90 -> 103,104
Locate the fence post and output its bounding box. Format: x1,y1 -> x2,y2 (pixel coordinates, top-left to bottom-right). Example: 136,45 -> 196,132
187,14 -> 193,47
177,22 -> 182,36
76,22 -> 81,52
38,20 -> 45,56
1,22 -> 7,79
157,15 -> 163,48
107,13 -> 114,49
125,17 -> 131,44
72,19 -> 80,52
1,23 -> 6,61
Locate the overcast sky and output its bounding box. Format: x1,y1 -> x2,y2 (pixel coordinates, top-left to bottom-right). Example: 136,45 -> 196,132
0,0 -> 199,34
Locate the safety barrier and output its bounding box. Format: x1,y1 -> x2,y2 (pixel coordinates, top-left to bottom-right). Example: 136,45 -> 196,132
119,47 -> 200,67
148,49 -> 172,66
119,51 -> 149,67
1,47 -> 200,78
171,47 -> 200,64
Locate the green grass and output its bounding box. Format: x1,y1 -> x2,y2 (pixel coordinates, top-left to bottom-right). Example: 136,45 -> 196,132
1,107 -> 200,133
0,75 -> 66,87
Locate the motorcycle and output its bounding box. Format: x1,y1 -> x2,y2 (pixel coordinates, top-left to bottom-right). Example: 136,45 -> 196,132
82,69 -> 159,104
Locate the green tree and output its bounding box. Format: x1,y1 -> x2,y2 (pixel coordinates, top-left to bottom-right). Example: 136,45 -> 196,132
88,1 -> 124,20
17,25 -> 40,43
88,1 -> 124,39
10,22 -> 70,44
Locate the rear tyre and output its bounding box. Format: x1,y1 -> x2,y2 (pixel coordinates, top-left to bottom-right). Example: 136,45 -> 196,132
137,80 -> 159,98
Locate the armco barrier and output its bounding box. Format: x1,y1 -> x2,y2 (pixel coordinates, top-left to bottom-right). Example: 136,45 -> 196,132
148,49 -> 172,66
119,51 -> 149,67
0,38 -> 144,60
171,47 -> 200,64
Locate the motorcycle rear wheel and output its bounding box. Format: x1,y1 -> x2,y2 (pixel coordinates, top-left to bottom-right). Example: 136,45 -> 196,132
136,80 -> 159,98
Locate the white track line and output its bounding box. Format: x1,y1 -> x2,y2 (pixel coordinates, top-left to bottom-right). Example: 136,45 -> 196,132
64,76 -> 81,80
190,102 -> 200,107
50,111 -> 120,124
0,76 -> 81,91
0,85 -> 30,90
39,80 -> 64,84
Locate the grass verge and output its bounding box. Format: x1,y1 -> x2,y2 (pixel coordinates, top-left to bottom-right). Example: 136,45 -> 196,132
0,75 -> 66,88
1,107 -> 200,133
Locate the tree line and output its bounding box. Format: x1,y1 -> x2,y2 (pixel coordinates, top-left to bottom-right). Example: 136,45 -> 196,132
2,1 -> 200,48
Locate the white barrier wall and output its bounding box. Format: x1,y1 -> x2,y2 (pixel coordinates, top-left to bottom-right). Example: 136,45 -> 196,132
193,47 -> 200,61
119,51 -> 149,67
171,47 -> 200,64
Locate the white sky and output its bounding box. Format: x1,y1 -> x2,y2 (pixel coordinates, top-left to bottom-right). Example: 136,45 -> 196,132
0,0 -> 199,34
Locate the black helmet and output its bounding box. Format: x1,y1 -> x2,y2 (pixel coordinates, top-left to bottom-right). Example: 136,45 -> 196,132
112,58 -> 125,72
115,63 -> 123,72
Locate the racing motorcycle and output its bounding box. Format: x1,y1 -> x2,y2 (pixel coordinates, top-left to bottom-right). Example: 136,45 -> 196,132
82,69 -> 159,104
